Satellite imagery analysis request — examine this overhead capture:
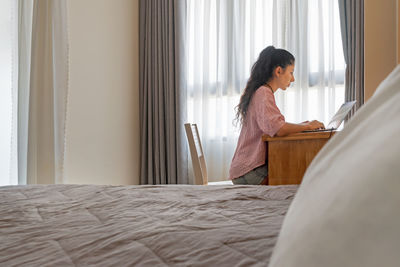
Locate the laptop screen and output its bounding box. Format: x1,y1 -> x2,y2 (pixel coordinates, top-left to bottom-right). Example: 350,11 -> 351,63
326,101 -> 357,129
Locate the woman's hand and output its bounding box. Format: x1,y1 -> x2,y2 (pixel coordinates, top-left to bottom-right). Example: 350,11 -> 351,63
276,120 -> 325,136
303,120 -> 325,131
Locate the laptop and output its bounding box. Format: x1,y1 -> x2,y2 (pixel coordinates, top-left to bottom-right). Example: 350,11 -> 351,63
303,101 -> 357,132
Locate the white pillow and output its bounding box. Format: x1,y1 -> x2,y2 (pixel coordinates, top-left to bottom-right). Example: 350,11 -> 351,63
269,65 -> 400,267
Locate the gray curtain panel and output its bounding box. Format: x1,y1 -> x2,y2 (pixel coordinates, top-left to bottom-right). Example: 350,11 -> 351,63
338,0 -> 364,114
139,0 -> 188,184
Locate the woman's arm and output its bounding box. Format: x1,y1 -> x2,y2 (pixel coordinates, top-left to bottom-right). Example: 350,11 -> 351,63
275,120 -> 324,137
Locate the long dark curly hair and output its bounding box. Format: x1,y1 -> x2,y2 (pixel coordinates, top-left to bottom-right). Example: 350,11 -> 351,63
235,46 -> 295,126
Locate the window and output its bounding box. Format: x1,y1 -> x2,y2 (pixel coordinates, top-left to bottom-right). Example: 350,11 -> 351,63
186,0 -> 345,181
0,0 -> 17,186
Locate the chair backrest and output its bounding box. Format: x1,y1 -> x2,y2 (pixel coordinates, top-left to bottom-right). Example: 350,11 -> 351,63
184,123 -> 208,185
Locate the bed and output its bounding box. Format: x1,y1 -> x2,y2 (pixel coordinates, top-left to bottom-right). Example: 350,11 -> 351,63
0,184 -> 297,266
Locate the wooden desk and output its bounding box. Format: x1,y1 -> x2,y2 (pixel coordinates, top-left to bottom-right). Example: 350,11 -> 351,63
262,131 -> 335,185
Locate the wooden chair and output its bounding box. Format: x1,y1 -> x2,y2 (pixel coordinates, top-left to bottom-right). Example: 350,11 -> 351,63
184,123 -> 208,185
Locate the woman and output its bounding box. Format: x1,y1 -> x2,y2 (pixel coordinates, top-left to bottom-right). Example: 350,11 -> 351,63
229,46 -> 324,185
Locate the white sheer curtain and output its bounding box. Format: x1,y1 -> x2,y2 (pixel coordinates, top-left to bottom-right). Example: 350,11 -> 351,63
186,0 -> 345,182
19,0 -> 69,185
0,0 -> 69,186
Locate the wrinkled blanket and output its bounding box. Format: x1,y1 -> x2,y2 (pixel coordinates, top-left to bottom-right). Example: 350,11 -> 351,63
0,184 -> 298,266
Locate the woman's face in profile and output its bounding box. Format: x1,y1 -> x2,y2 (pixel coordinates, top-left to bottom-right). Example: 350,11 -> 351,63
278,64 -> 295,90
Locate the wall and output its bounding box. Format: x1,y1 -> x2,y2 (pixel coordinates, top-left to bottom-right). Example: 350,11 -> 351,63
364,0 -> 397,101
65,0 -> 140,185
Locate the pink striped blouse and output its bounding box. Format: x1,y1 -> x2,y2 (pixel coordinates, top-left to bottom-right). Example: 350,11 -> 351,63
229,86 -> 285,180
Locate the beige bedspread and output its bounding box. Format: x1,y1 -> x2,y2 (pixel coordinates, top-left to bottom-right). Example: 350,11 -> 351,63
0,184 -> 297,266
